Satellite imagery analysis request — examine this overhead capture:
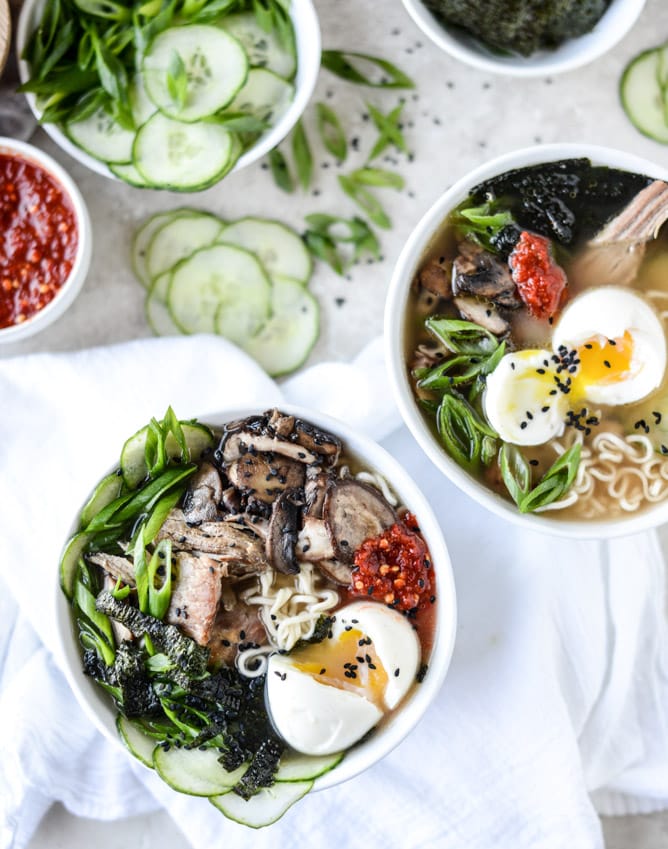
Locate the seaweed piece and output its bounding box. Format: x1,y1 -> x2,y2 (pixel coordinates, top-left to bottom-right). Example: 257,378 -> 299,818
423,0 -> 610,57
233,737 -> 285,800
291,614 -> 333,651
95,591 -> 209,678
471,159 -> 652,247
114,642 -> 161,717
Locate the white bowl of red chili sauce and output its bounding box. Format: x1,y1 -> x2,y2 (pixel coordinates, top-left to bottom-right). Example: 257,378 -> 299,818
0,137 -> 91,342
385,143 -> 668,539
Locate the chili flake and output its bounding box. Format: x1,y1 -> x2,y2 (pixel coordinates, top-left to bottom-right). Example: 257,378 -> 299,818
0,153 -> 78,329
509,230 -> 567,320
351,513 -> 434,612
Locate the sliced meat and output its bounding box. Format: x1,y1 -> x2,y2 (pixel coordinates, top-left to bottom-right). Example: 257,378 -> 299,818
418,258 -> 452,299
453,240 -> 521,308
592,180 -> 668,245
227,453 -> 305,503
222,513 -> 269,540
266,489 -> 302,574
89,552 -> 135,585
454,295 -> 510,336
221,485 -> 242,514
220,410 -> 341,467
296,516 -> 334,562
157,509 -> 269,574
324,479 -> 396,564
182,462 -> 223,523
165,552 -> 224,646
569,242 -> 647,289
207,603 -> 267,667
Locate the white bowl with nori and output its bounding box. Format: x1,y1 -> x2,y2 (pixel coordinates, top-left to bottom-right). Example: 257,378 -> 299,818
400,0 -> 646,77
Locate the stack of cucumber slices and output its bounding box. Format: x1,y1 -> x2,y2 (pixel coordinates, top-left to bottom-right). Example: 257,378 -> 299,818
118,715 -> 343,827
621,44 -> 668,144
133,208 -> 319,376
59,11 -> 296,190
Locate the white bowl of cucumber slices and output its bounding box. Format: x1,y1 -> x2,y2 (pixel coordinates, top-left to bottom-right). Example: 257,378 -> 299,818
17,0 -> 320,191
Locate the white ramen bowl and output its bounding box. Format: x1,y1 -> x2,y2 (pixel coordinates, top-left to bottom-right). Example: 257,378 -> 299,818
385,143 -> 668,539
400,0 -> 646,77
54,405 -> 457,794
17,0 -> 320,182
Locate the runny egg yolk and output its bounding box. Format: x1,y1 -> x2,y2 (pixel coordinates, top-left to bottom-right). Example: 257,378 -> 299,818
289,628 -> 389,709
570,331 -> 634,400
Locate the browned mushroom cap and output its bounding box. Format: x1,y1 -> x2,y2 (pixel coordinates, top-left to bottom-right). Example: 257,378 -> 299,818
418,258 -> 452,299
304,467 -> 332,518
266,489 -> 302,574
227,454 -> 305,504
219,410 -> 342,467
296,516 -> 334,561
453,240 -> 520,309
182,462 -> 223,523
317,559 -> 354,586
324,479 -> 396,564
454,295 -> 510,336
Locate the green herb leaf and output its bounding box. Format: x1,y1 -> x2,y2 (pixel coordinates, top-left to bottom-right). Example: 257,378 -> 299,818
437,389 -> 497,471
339,174 -> 391,229
268,148 -> 294,193
73,0 -> 132,20
291,119 -> 313,190
208,111 -> 267,133
499,443 -> 531,506
367,102 -> 408,160
349,166 -> 405,189
303,214 -> 380,273
425,317 -> 499,356
454,202 -> 515,252
511,442 -> 582,513
148,539 -> 173,620
303,230 -> 344,275
315,102 -> 347,161
167,50 -> 188,109
321,50 -> 414,89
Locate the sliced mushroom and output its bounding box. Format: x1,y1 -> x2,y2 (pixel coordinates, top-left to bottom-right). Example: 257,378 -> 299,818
453,240 -> 521,308
409,341 -> 447,371
157,509 -> 268,575
266,409 -> 295,437
454,295 -> 510,336
292,417 -> 342,466
304,467 -> 332,518
317,559 -> 353,586
324,479 -> 396,564
418,258 -> 452,299
227,453 -> 305,503
266,489 -> 302,574
182,462 -> 223,523
296,516 -> 335,562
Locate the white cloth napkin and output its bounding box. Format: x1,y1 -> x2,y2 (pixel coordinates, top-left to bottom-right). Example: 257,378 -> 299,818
0,335 -> 667,849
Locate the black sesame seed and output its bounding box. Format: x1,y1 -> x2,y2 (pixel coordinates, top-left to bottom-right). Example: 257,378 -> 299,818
529,459 -> 539,466
541,406 -> 550,413
520,422 -> 528,430
394,668 -> 400,677
603,360 -> 611,368
584,343 -> 593,350
653,411 -> 662,425
526,411 -> 533,420
320,668 -> 326,675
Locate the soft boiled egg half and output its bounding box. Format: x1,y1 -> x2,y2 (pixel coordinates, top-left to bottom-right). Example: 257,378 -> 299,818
484,287 -> 667,446
265,601 -> 421,756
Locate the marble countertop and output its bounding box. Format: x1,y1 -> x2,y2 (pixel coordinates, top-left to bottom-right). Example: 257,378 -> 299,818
4,0 -> 667,845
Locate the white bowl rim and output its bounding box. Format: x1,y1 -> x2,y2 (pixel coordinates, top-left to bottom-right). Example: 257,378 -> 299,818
54,404 -> 457,794
16,0 -> 321,182
385,142 -> 668,540
0,136 -> 91,342
400,0 -> 647,77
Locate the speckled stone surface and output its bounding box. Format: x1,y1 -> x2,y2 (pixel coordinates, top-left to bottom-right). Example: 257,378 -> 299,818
6,0 -> 668,845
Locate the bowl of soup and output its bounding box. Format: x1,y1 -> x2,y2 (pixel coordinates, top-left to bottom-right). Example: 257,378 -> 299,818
55,406 -> 456,827
385,144 -> 668,537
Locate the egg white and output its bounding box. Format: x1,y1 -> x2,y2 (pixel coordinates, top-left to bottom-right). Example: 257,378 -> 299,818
484,350 -> 569,446
552,287 -> 666,406
265,601 -> 421,756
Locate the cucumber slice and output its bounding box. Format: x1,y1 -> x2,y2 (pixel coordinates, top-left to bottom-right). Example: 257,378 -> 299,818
275,750 -> 343,782
219,218 -> 312,283
117,716 -> 157,769
65,106 -> 135,164
620,47 -> 668,144
133,210 -> 194,287
109,162 -> 150,188
226,67 -> 294,125
221,12 -> 296,80
80,472 -> 123,529
120,421 -> 215,489
146,213 -> 224,280
168,244 -> 271,340
130,76 -> 157,127
146,272 -> 180,336
241,276 -> 319,376
143,25 -> 248,122
210,780 -> 313,828
133,113 -> 235,191
154,745 -> 248,795
59,531 -> 90,598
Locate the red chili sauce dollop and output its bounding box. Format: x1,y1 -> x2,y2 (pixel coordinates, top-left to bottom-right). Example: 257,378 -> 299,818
509,230 -> 567,320
0,153 -> 78,329
351,513 -> 434,613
